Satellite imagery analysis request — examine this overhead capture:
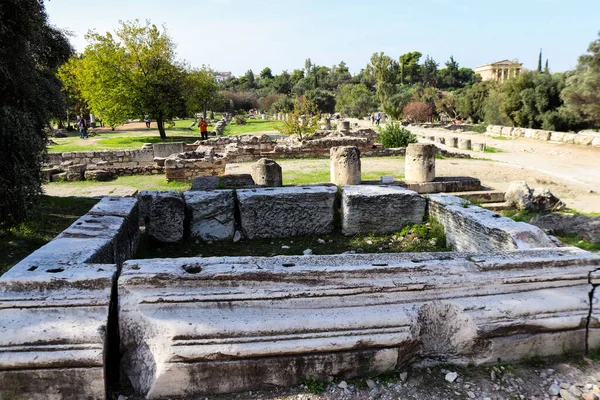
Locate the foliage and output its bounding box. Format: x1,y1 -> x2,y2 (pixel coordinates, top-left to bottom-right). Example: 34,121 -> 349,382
557,233 -> 600,252
305,88 -> 336,114
403,102 -> 433,123
233,113 -> 247,125
220,90 -> 258,111
259,93 -> 282,113
562,32 -> 600,128
276,98 -> 320,140
483,88 -> 511,126
300,377 -> 326,395
336,84 -> 375,117
367,52 -> 398,108
61,20 -> 188,138
0,0 -> 73,231
184,67 -> 220,117
399,51 -> 422,85
434,91 -> 460,120
456,81 -> 496,123
378,122 -> 418,148
385,87 -> 415,120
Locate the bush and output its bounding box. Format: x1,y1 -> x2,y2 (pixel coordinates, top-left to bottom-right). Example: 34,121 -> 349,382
234,114 -> 247,125
403,102 -> 433,123
378,122 -> 417,148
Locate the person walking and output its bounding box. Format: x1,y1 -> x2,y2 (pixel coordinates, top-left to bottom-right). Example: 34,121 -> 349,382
198,117 -> 209,140
144,114 -> 151,129
375,112 -> 381,126
77,116 -> 88,139
370,113 -> 375,125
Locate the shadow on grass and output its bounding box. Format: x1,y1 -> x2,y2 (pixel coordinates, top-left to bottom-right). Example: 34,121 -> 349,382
0,196 -> 99,276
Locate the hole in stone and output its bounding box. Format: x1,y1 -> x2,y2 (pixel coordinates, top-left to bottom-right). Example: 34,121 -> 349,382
410,259 -> 421,263
372,263 -> 388,266
302,187 -> 311,190
76,222 -> 82,225
85,219 -> 101,224
182,264 -> 202,274
282,263 -> 296,267
492,214 -> 501,218
109,198 -> 118,201
27,266 -> 38,271
46,268 -> 64,273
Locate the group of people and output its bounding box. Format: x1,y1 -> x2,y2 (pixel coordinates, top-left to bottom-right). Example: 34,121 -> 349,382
370,112 -> 383,126
77,115 -> 89,139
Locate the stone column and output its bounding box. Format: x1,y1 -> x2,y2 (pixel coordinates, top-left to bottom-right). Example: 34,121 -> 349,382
325,118 -> 331,130
472,143 -> 486,152
458,138 -> 472,150
405,143 -> 436,183
251,158 -> 282,187
448,137 -> 459,148
339,121 -> 350,132
330,146 -> 361,185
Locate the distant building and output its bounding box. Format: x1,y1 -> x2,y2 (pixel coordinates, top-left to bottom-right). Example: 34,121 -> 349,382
215,71 -> 232,83
474,60 -> 523,82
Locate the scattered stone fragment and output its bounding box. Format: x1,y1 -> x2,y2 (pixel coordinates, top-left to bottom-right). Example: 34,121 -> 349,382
233,231 -> 242,243
399,372 -> 408,383
446,372 -> 458,383
281,245 -> 290,249
338,381 -> 348,389
569,385 -> 583,397
317,238 -> 325,244
303,248 -> 313,255
560,389 -> 578,400
549,384 -> 561,396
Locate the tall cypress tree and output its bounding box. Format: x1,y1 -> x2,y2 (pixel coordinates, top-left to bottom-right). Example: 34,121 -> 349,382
538,49 -> 543,72
544,59 -> 549,73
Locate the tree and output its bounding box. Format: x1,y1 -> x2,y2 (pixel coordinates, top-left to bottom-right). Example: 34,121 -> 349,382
544,59 -> 549,74
244,69 -> 255,89
366,52 -> 398,108
421,55 -> 438,86
184,67 -> 220,119
336,84 -> 375,118
1,0 -> 72,229
64,20 -> 187,138
403,102 -> 433,123
306,89 -> 336,114
437,56 -> 461,89
384,87 -> 415,120
434,92 -> 460,120
538,49 -> 543,73
273,71 -> 292,94
277,97 -> 320,140
456,81 -> 496,123
260,67 -> 273,80
399,51 -> 422,85
562,32 -> 600,128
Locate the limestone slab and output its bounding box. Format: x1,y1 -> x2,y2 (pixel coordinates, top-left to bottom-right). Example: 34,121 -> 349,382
119,248 -> 599,398
184,190 -> 235,240
0,263 -> 116,400
147,191 -> 185,243
428,193 -> 556,251
341,186 -> 426,235
237,186 -> 337,239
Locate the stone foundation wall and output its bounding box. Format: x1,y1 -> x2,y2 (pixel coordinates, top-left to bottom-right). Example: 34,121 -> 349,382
486,125 -> 600,146
164,154 -> 227,182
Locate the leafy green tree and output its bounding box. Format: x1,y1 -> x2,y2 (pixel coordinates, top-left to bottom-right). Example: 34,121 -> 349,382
306,89 -> 336,114
562,32 -> 600,128
277,97 -> 320,140
1,0 -> 72,229
399,51 -> 422,85
421,55 -> 438,86
328,61 -> 352,89
64,20 -> 187,138
378,122 -> 417,148
244,69 -> 256,89
273,71 -> 292,94
260,67 -> 273,80
483,88 -> 511,125
290,69 -> 305,86
456,81 -> 496,123
384,87 -> 415,120
437,56 -> 466,89
184,67 -> 220,118
366,52 -> 398,108
336,84 -> 375,118
500,71 -> 536,126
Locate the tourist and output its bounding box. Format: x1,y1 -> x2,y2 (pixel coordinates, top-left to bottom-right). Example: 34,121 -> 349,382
370,113 -> 375,125
375,112 -> 381,126
198,117 -> 209,140
77,115 -> 88,139
144,114 -> 151,129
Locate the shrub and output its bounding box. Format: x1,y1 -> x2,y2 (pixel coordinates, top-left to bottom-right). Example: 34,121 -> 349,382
378,122 -> 417,148
234,113 -> 247,125
277,97 -> 320,140
403,102 -> 433,123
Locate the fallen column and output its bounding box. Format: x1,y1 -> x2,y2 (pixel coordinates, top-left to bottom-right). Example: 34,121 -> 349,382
330,146 -> 361,185
405,143 -> 436,183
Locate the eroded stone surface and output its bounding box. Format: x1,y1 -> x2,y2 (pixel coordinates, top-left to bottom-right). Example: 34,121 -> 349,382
330,146 -> 361,185
184,190 -> 235,240
428,193 -> 557,251
237,186 -> 337,239
119,248 -> 599,398
405,143 -> 435,183
147,191 -> 185,243
341,186 -> 426,235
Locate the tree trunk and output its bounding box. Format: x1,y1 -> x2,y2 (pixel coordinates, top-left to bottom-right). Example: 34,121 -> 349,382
157,113 -> 167,139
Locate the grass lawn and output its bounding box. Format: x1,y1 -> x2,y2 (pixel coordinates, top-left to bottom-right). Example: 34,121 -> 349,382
223,119 -> 283,136
48,119 -> 284,152
45,175 -> 190,192
0,196 -> 99,276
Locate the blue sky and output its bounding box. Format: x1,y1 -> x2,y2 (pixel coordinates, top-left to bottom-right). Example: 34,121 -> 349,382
45,0 -> 599,76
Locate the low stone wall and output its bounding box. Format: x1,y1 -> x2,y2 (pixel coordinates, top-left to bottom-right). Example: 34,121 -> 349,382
164,152 -> 227,182
486,125 -> 600,146
46,148 -> 155,167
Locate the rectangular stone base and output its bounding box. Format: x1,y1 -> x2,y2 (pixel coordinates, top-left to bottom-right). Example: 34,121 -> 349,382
361,177 -> 482,194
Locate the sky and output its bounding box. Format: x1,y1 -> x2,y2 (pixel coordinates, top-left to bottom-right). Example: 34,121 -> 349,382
45,0 -> 600,77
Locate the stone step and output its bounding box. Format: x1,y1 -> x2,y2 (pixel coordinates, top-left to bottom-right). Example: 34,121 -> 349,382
481,202 -> 511,211
453,190 -> 506,204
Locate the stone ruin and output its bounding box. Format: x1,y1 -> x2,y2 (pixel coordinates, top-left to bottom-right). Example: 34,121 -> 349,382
2,182 -> 600,399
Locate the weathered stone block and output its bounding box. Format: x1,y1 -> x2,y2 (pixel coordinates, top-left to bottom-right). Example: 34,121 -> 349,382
184,190 -> 235,240
405,143 -> 435,183
191,175 -> 220,191
330,146 -> 361,185
152,142 -> 184,158
251,158 -> 282,187
458,139 -> 471,150
147,191 -> 185,243
341,186 -> 426,235
237,186 -> 337,239
118,248 -> 599,398
428,193 -> 556,251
